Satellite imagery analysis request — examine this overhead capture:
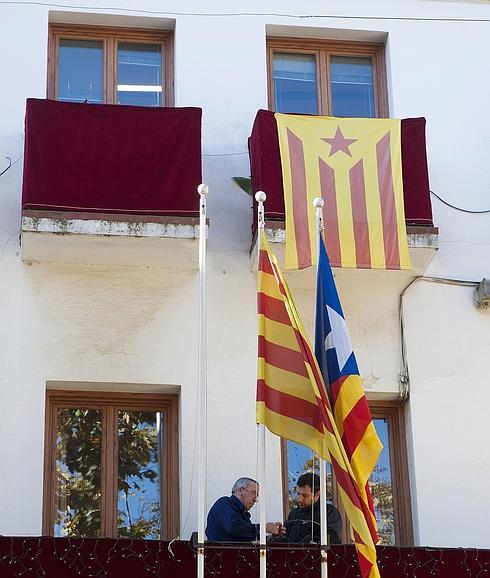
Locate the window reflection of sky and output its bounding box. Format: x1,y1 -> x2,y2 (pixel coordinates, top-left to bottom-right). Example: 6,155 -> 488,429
117,412 -> 162,539
273,53 -> 318,115
374,419 -> 391,482
287,418 -> 393,531
288,419 -> 390,482
58,39 -> 103,103
117,43 -> 162,106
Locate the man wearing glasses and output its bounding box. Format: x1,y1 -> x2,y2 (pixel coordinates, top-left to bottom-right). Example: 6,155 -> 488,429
206,477 -> 282,541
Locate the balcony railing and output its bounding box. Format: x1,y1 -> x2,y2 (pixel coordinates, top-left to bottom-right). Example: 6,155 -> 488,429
0,537 -> 488,578
21,99 -> 203,267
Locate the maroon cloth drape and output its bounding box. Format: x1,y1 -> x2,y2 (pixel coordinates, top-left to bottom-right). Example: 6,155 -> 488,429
400,117 -> 433,225
0,538 -> 488,578
249,110 -> 433,232
22,99 -> 202,215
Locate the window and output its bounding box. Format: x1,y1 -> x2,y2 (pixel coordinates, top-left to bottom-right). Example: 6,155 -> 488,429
268,37 -> 388,117
48,25 -> 173,106
282,400 -> 413,546
43,391 -> 179,539
369,401 -> 413,546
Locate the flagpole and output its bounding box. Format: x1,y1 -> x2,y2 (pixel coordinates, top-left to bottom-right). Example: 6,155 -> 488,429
255,191 -> 267,578
197,183 -> 209,578
314,196 -> 329,578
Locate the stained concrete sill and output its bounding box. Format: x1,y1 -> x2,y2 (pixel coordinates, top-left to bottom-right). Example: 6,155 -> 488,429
21,210 -> 207,268
251,221 -> 439,276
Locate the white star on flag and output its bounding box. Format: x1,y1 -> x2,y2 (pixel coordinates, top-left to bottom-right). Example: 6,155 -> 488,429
324,304 -> 353,372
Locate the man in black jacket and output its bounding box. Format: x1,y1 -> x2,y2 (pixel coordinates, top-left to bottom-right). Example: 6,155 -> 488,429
284,472 -> 342,544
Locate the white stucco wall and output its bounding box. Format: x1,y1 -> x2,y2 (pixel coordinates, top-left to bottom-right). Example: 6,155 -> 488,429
0,0 -> 489,547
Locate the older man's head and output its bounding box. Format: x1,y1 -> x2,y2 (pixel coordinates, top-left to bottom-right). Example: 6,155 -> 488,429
232,477 -> 259,511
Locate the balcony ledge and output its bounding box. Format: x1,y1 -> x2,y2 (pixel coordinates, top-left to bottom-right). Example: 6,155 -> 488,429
251,221 -> 438,277
21,210 -> 206,269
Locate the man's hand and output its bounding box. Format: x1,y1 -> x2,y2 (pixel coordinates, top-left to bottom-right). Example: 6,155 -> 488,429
266,522 -> 283,536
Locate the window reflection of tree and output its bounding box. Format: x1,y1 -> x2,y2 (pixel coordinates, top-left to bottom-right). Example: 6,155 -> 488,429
370,463 -> 395,545
287,440 -> 395,546
117,411 -> 161,539
55,408 -> 102,537
55,409 -> 161,539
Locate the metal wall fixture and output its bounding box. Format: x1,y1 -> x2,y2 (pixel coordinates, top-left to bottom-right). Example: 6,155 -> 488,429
475,279 -> 490,310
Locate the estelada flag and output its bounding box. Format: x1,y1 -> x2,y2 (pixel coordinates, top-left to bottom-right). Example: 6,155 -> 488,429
275,113 -> 411,271
315,232 -> 382,538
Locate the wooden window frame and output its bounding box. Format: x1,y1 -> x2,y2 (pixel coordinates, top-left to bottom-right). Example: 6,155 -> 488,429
267,37 -> 389,118
48,24 -> 174,106
280,399 -> 413,546
369,400 -> 413,546
43,390 -> 180,539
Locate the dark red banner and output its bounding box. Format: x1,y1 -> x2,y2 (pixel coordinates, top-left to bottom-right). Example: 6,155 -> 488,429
22,99 -> 202,216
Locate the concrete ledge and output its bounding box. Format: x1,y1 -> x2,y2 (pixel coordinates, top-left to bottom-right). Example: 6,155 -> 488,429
251,221 -> 439,276
22,210 -> 204,239
21,210 -> 207,268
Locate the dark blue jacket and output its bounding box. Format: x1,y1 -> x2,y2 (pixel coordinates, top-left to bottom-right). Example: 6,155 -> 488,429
206,495 -> 258,541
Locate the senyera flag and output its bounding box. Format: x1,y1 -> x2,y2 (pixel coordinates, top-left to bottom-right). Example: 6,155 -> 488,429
256,228 -> 380,578
275,113 -> 412,271
315,232 -> 383,543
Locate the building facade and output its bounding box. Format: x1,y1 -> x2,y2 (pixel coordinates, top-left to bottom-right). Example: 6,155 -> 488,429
0,0 -> 489,551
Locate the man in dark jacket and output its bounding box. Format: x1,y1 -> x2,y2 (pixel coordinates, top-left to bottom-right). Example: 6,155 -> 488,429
206,477 -> 282,541
284,472 -> 342,544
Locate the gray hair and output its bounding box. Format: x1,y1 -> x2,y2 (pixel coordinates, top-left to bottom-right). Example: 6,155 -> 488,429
231,477 -> 258,494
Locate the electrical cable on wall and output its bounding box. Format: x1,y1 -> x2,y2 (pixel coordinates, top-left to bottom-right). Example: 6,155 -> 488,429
399,276 -> 479,402
0,157 -> 12,177
0,2 -> 489,22
430,190 -> 490,214
0,155 -> 24,179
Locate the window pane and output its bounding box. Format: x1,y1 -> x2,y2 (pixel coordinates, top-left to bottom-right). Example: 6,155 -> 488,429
58,39 -> 103,103
273,53 -> 318,114
54,408 -> 102,537
370,418 -> 395,545
287,441 -> 332,509
117,43 -> 162,107
117,411 -> 163,539
330,56 -> 375,118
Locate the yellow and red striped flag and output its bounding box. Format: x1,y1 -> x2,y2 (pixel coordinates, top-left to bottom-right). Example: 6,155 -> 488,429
275,113 -> 411,271
256,229 -> 380,578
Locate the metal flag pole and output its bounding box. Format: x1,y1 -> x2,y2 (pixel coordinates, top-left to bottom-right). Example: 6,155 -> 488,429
255,191 -> 267,578
313,196 -> 329,578
197,183 -> 209,578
